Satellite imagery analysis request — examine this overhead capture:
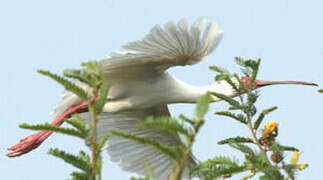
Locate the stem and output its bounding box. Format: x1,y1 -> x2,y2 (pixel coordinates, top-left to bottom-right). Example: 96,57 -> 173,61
238,95 -> 271,164
89,90 -> 99,180
172,121 -> 204,180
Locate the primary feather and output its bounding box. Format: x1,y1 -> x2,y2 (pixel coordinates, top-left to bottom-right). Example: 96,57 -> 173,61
100,18 -> 223,75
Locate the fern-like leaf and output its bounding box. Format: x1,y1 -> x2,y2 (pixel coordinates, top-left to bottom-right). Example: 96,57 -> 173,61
64,114 -> 89,135
96,133 -> 110,154
20,123 -> 85,139
38,70 -> 88,100
95,82 -> 109,115
212,92 -> 242,109
48,148 -> 92,173
215,111 -> 247,124
139,116 -> 192,138
218,137 -> 254,145
111,130 -> 178,160
254,106 -> 278,130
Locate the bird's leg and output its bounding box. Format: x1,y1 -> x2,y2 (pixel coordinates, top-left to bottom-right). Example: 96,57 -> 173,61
7,101 -> 89,157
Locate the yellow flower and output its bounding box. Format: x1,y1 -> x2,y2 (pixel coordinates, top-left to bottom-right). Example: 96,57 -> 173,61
266,121 -> 277,132
262,121 -> 277,138
297,164 -> 308,170
290,151 -> 299,165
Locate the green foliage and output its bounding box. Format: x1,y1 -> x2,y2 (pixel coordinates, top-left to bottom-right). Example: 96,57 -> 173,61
191,156 -> 245,179
139,116 -> 192,138
111,130 -> 180,160
131,159 -> 156,180
234,57 -> 261,83
130,177 -> 149,180
95,82 -> 109,114
215,111 -> 247,124
212,92 -> 242,110
318,88 -> 323,93
49,148 -> 92,174
193,57 -> 308,180
69,172 -> 90,180
20,60 -> 109,180
19,123 -> 86,139
209,66 -> 231,82
195,92 -> 211,120
38,70 -> 89,100
217,137 -> 254,145
254,106 -> 278,130
64,114 -> 90,135
96,133 -> 110,154
268,141 -> 299,152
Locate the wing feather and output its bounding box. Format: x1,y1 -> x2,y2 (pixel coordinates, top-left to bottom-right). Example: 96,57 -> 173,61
81,105 -> 197,180
100,18 -> 223,75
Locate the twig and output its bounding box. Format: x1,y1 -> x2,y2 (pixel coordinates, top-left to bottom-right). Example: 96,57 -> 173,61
238,94 -> 271,165
172,121 -> 204,180
89,89 -> 99,180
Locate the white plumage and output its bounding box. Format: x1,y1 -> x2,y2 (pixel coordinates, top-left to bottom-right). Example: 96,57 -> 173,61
51,18 -> 224,179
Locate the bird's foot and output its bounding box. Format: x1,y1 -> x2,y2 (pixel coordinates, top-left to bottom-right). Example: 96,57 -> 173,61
7,101 -> 89,158
6,131 -> 51,157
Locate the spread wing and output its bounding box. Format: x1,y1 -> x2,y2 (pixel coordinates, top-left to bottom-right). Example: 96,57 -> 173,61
100,18 -> 223,77
82,105 -> 197,180
51,18 -> 223,117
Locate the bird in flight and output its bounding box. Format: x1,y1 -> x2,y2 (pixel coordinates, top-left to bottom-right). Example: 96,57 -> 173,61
7,18 -> 317,179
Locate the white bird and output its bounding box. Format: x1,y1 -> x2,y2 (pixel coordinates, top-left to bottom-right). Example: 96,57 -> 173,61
7,18 -> 317,179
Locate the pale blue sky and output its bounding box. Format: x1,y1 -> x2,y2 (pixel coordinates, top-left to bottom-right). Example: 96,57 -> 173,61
1,0 -> 322,179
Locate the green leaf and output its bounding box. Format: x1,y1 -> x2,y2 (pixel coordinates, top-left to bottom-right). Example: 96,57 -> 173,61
254,106 -> 278,130
69,172 -> 90,180
95,82 -> 109,115
19,123 -> 86,139
139,116 -> 192,138
38,70 -> 88,100
48,148 -> 92,173
179,114 -> 195,126
259,175 -> 271,180
247,92 -> 259,108
209,66 -> 230,75
268,142 -> 299,152
212,92 -> 242,109
64,114 -> 89,135
96,133 -> 110,154
96,155 -> 103,178
240,172 -> 256,180
130,177 -> 149,180
250,59 -> 261,87
191,156 -> 246,179
318,88 -> 323,93
229,143 -> 255,155
64,69 -> 90,85
81,61 -> 102,83
111,130 -> 178,160
215,111 -> 247,124
234,74 -> 249,93
195,92 -> 211,120
143,159 -> 156,180
234,57 -> 252,77
218,137 -> 254,145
